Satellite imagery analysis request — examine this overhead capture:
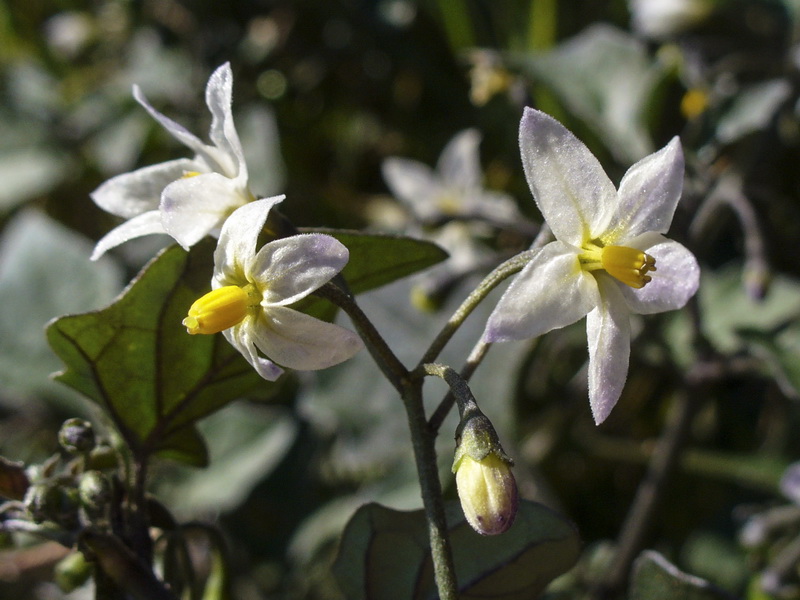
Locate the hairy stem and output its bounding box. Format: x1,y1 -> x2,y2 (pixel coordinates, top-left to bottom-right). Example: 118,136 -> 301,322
403,380 -> 459,600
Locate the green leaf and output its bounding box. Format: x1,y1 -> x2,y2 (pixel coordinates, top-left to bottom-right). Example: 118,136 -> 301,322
630,551 -> 735,600
0,210 -> 123,411
302,229 -> 448,295
46,241 -> 276,465
332,500 -> 580,600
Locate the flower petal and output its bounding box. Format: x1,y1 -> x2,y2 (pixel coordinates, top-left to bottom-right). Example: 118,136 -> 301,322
133,85 -> 210,159
382,158 -> 440,220
483,241 -> 600,343
212,196 -> 285,284
161,173 -> 252,250
91,210 -> 167,260
586,275 -> 631,424
618,232 -> 699,314
519,108 -> 616,246
91,158 -> 199,219
224,322 -> 284,381
252,234 -> 349,305
205,63 -> 248,183
251,306 -> 363,370
604,137 -> 684,244
438,128 -> 481,192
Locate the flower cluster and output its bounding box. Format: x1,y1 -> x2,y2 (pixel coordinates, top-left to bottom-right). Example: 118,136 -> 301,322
92,64 -> 362,379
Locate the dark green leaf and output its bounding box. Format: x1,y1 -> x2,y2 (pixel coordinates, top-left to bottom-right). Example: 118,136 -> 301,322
629,551 -> 736,600
333,500 -> 580,600
302,229 -> 448,295
46,241 -> 276,465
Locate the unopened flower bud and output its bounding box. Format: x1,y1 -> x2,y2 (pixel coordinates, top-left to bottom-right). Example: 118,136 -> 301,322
58,418 -> 95,455
79,471 -> 112,518
453,413 -> 518,535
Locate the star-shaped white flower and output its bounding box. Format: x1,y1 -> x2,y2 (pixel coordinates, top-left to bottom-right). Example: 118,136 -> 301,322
182,196 -> 363,381
483,108 -> 699,424
91,63 -> 257,260
382,129 -> 522,226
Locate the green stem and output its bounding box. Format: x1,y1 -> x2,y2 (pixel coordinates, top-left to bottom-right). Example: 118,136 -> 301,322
402,380 -> 459,600
316,282 -> 409,391
419,226 -> 551,369
429,340 -> 491,434
314,283 -> 458,598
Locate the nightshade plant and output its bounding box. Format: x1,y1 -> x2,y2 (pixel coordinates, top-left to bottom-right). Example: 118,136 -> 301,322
3,54 -> 699,600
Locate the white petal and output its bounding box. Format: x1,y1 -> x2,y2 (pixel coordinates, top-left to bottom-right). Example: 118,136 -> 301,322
587,275 -> 631,424
438,129 -> 481,191
160,173 -> 251,250
519,108 -> 616,246
252,234 -> 349,305
91,210 -> 167,260
133,85 -> 210,158
618,232 -> 700,314
382,158 -> 440,219
469,190 -> 523,223
91,158 -> 199,218
604,137 -> 684,243
483,241 -> 600,343
213,196 -> 285,283
224,323 -> 284,381
205,63 -> 248,183
252,306 -> 363,370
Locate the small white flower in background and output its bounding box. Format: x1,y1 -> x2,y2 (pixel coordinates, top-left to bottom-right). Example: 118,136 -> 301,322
629,0 -> 716,39
381,128 -> 522,226
483,108 -> 699,424
182,196 -> 363,381
91,63 -> 257,260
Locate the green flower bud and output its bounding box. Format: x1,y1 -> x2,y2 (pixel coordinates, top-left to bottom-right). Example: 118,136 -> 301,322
58,418 -> 96,455
24,480 -> 80,528
55,551 -> 92,593
79,470 -> 112,518
452,413 -> 518,536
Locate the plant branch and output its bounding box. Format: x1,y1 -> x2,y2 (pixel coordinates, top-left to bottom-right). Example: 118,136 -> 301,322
315,282 -> 409,390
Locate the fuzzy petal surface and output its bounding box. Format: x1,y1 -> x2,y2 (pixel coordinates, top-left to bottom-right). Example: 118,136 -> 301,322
133,85 -> 209,159
483,242 -> 600,343
603,137 -> 684,244
161,173 -> 251,250
438,128 -> 481,191
213,196 -> 285,283
91,211 -> 167,260
91,158 -> 199,219
519,108 -> 616,246
586,275 -> 631,424
252,234 -> 349,306
618,232 -> 700,315
251,306 -> 363,370
205,63 -> 247,181
224,322 -> 284,381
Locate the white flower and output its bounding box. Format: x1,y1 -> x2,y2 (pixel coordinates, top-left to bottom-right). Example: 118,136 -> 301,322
629,0 -> 715,39
483,108 -> 699,424
381,129 -> 521,226
182,196 -> 363,380
91,63 -> 256,260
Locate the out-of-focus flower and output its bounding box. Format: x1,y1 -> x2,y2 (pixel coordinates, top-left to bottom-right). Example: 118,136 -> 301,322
629,0 -> 716,39
483,108 -> 699,424
381,129 -> 522,227
183,196 -> 363,380
453,413 -> 518,536
91,63 -> 259,259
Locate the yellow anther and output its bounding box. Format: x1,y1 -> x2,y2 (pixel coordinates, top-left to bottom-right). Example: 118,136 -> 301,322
681,89 -> 709,120
181,171 -> 202,179
183,285 -> 252,335
601,245 -> 656,289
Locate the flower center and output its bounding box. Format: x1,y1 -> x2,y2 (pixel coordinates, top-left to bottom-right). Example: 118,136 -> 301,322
183,284 -> 259,335
580,243 -> 656,289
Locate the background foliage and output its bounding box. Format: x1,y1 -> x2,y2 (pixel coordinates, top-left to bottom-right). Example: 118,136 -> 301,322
4,0 -> 800,598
